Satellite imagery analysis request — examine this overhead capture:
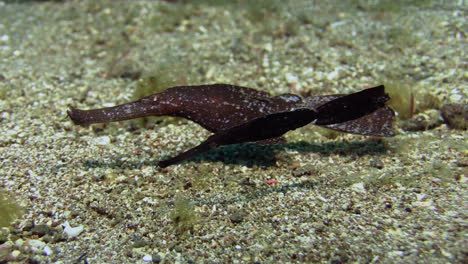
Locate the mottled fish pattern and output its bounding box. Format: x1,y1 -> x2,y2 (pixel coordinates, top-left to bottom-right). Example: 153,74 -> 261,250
68,84 -> 395,167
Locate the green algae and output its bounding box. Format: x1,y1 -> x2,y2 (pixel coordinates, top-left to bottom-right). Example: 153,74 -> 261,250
0,189 -> 23,228
150,2 -> 196,33
355,0 -> 433,12
191,165 -> 212,191
383,79 -> 415,120
0,86 -> 7,100
133,59 -> 191,100
170,194 -> 198,236
383,79 -> 441,120
386,25 -> 423,50
426,161 -> 456,185
0,75 -> 10,100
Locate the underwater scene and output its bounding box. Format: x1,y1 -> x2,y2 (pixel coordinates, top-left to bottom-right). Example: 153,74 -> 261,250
0,0 -> 466,263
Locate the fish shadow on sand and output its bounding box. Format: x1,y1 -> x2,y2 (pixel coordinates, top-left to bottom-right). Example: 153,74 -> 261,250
82,139 -> 389,169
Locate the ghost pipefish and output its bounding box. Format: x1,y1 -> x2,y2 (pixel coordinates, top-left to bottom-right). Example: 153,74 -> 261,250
67,84 -> 395,167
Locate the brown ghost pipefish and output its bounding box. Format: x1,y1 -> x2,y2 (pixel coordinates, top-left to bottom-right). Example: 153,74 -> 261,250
67,84 -> 395,167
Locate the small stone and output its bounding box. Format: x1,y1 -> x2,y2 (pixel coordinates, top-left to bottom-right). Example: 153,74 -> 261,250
173,245 -> 182,252
43,246 -> 53,256
327,66 -> 345,80
11,250 -> 21,259
31,224 -> 52,237
292,164 -> 318,177
152,254 -> 162,263
370,158 -> 384,169
93,136 -> 111,145
26,239 -> 46,253
285,73 -> 298,83
401,109 -> 443,131
14,238 -> 24,247
49,232 -> 67,243
350,182 -> 366,194
142,254 -> 152,262
0,228 -> 9,243
0,34 -> 9,42
263,42 -> 273,52
0,243 -> 12,259
229,212 -> 245,224
441,103 -> 468,130
132,239 -> 148,248
21,220 -> 34,232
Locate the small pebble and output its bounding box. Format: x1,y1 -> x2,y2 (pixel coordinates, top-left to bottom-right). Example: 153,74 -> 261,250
229,212 -> 245,224
26,239 -> 46,253
11,250 -> 21,259
370,158 -> 384,169
93,135 -> 111,145
0,228 -> 9,243
44,245 -> 53,256
27,239 -> 45,248
133,238 -> 148,248
285,72 -> 298,83
48,232 -> 67,243
15,238 -> 24,247
0,34 -> 9,42
142,254 -> 152,262
31,224 -> 53,237
441,103 -> 467,130
152,254 -> 162,263
401,110 -> 443,131
350,182 -> 366,194
21,220 -> 34,232
292,164 -> 318,177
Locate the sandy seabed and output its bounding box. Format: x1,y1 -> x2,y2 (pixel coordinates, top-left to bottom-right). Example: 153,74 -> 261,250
0,0 -> 466,263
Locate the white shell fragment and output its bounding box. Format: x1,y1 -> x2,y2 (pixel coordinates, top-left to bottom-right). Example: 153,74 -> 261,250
44,245 -> 53,256
63,221 -> 84,238
93,136 -> 111,146
143,254 -> 153,262
350,182 -> 366,194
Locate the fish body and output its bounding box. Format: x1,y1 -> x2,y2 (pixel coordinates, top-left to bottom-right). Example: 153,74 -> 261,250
68,84 -> 395,167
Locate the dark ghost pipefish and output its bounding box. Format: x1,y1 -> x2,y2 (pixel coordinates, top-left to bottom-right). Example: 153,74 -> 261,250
67,84 -> 395,167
